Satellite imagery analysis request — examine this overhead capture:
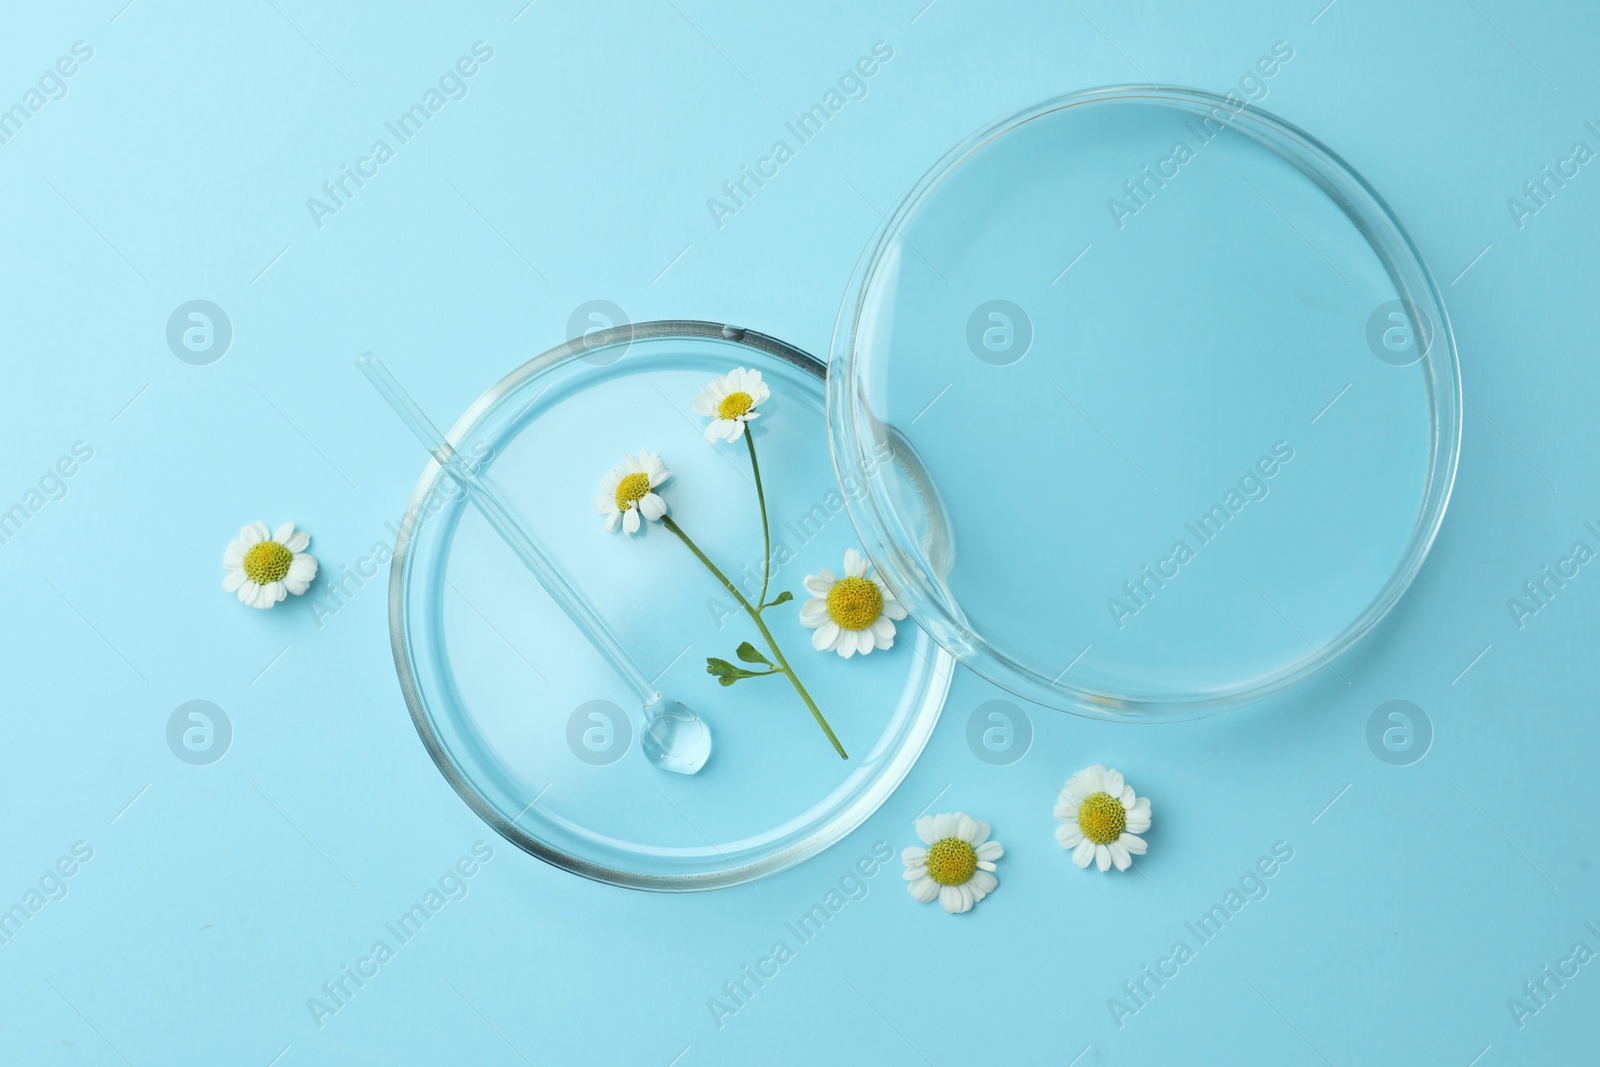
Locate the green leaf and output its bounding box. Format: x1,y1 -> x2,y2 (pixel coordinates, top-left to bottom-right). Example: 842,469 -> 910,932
735,641 -> 772,666
706,657 -> 777,687
767,591 -> 794,607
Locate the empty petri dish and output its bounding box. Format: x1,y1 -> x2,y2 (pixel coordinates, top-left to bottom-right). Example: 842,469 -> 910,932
829,86 -> 1461,719
390,322 -> 951,890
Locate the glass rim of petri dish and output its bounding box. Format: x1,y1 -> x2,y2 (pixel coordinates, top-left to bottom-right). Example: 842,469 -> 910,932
827,85 -> 1463,721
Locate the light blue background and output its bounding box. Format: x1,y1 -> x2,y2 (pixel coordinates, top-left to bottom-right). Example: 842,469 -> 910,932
2,1 -> 1596,1064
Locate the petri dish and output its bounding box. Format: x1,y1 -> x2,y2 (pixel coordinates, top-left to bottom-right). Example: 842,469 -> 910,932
389,322 -> 952,891
829,86 -> 1461,719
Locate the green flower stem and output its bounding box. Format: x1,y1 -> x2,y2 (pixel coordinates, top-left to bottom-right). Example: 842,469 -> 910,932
745,431 -> 772,608
661,514 -> 848,760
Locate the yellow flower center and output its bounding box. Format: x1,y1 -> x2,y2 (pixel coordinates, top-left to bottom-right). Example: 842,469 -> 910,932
242,540 -> 293,584
614,472 -> 652,510
925,837 -> 978,886
826,576 -> 882,631
717,391 -> 754,419
1077,792 -> 1127,845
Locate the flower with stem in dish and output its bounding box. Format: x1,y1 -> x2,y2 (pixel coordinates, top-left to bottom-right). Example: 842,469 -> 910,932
594,450 -> 670,535
692,367 -> 769,444
596,441 -> 848,760
222,522 -> 318,610
1054,764 -> 1151,872
902,812 -> 1003,914
799,548 -> 906,658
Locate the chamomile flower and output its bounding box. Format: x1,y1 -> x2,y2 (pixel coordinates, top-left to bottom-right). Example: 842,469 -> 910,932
691,367 -> 770,443
902,812 -> 1003,914
1054,765 -> 1151,872
799,548 -> 906,658
222,521 -> 318,610
595,451 -> 670,535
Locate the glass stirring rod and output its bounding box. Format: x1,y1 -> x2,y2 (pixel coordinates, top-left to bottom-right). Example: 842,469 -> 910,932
356,354 -> 711,775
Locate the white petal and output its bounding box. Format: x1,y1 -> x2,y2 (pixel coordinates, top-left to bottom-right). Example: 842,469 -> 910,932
932,813 -> 958,840
283,577 -> 311,596
907,876 -> 939,903
1072,839 -> 1095,868
701,421 -> 725,443
284,530 -> 311,553
803,572 -> 834,596
975,840 -> 1003,861
843,548 -> 867,577
222,542 -> 245,567
799,600 -> 829,626
1095,844 -> 1111,872
222,570 -> 246,592
1109,841 -> 1131,871
811,621 -> 840,651
287,555 -> 317,582
901,845 -> 927,867
241,522 -> 269,546
272,522 -> 295,543
622,509 -> 640,534
1126,813 -> 1152,834
726,420 -> 747,441
938,885 -> 967,914
970,870 -> 998,895
638,493 -> 667,521
604,511 -> 621,533
1122,833 -> 1148,855
1055,825 -> 1082,848
915,816 -> 939,846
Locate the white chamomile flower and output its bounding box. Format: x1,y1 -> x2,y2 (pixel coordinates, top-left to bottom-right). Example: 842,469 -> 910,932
691,367 -> 770,443
594,450 -> 670,535
222,522 -> 318,610
1054,764 -> 1151,872
902,812 -> 1003,914
799,548 -> 906,658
